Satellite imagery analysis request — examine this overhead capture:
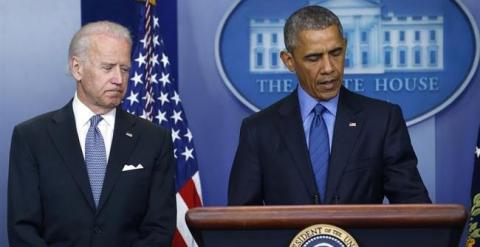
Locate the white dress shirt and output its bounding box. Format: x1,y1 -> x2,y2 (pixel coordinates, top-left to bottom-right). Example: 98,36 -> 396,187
72,93 -> 116,161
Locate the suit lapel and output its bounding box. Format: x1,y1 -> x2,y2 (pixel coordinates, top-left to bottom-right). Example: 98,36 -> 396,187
326,87 -> 364,203
276,91 -> 318,197
96,109 -> 138,213
49,101 -> 96,211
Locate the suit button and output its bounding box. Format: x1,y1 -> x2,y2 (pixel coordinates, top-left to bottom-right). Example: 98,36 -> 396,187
93,225 -> 103,234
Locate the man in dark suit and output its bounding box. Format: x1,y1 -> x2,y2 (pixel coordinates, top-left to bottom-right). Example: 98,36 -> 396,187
8,21 -> 176,246
228,6 -> 431,205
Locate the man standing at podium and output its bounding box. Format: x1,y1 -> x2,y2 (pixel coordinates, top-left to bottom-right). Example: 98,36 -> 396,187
228,6 -> 431,205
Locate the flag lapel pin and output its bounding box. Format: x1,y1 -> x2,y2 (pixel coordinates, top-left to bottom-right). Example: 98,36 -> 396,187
349,122 -> 357,127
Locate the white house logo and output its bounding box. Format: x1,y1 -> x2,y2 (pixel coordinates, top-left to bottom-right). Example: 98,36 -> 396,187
215,0 -> 479,125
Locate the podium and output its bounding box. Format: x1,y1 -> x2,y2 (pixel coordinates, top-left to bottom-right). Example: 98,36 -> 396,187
186,204 -> 467,247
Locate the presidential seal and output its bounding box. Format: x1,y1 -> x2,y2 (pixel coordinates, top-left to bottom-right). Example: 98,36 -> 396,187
289,224 -> 359,247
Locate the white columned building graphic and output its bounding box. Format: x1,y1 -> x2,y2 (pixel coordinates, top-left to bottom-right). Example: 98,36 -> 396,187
249,0 -> 444,74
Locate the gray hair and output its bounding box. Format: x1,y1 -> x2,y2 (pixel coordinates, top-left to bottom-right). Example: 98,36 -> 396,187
284,5 -> 344,52
68,20 -> 132,63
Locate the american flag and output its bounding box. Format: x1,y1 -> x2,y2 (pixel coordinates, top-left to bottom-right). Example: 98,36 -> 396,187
468,127 -> 480,247
121,1 -> 203,246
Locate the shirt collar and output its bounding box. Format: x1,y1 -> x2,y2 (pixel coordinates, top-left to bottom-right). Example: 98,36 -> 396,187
72,92 -> 116,128
297,85 -> 339,121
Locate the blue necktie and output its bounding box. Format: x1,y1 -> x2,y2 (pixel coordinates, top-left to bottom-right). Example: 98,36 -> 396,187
85,115 -> 107,207
309,104 -> 330,203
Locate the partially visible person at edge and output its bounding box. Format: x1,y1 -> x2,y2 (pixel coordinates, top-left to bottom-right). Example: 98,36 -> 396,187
8,21 -> 176,246
228,5 -> 431,205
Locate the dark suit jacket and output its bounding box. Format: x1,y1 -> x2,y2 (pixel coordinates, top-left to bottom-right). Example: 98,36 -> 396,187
228,87 -> 431,205
8,101 -> 176,247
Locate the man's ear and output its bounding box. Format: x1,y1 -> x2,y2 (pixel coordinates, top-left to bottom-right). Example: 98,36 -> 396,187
280,50 -> 295,72
70,56 -> 82,81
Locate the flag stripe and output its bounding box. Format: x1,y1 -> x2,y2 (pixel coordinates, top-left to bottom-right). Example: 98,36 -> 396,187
172,230 -> 187,247
179,173 -> 202,209
192,172 -> 203,205
176,194 -> 197,247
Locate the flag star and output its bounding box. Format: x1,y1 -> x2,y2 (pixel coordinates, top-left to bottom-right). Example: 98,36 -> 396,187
153,16 -> 160,28
140,34 -> 148,49
150,53 -> 159,67
153,35 -> 160,47
150,73 -> 159,84
126,91 -> 139,106
173,148 -> 177,159
161,53 -> 170,68
184,128 -> 193,143
159,72 -> 170,86
140,109 -> 151,120
181,146 -> 195,161
171,110 -> 183,124
135,52 -> 147,67
157,91 -> 170,105
142,92 -> 154,106
476,146 -> 480,158
155,110 -> 167,124
172,129 -> 181,142
171,91 -> 181,105
130,72 -> 143,87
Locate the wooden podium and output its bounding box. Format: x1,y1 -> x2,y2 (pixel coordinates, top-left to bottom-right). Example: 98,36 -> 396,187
186,204 -> 467,247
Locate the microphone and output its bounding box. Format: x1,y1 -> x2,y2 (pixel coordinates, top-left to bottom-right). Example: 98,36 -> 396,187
334,195 -> 340,204
313,194 -> 320,204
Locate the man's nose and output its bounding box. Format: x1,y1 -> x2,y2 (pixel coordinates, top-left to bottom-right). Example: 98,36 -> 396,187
111,66 -> 123,84
320,56 -> 334,74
